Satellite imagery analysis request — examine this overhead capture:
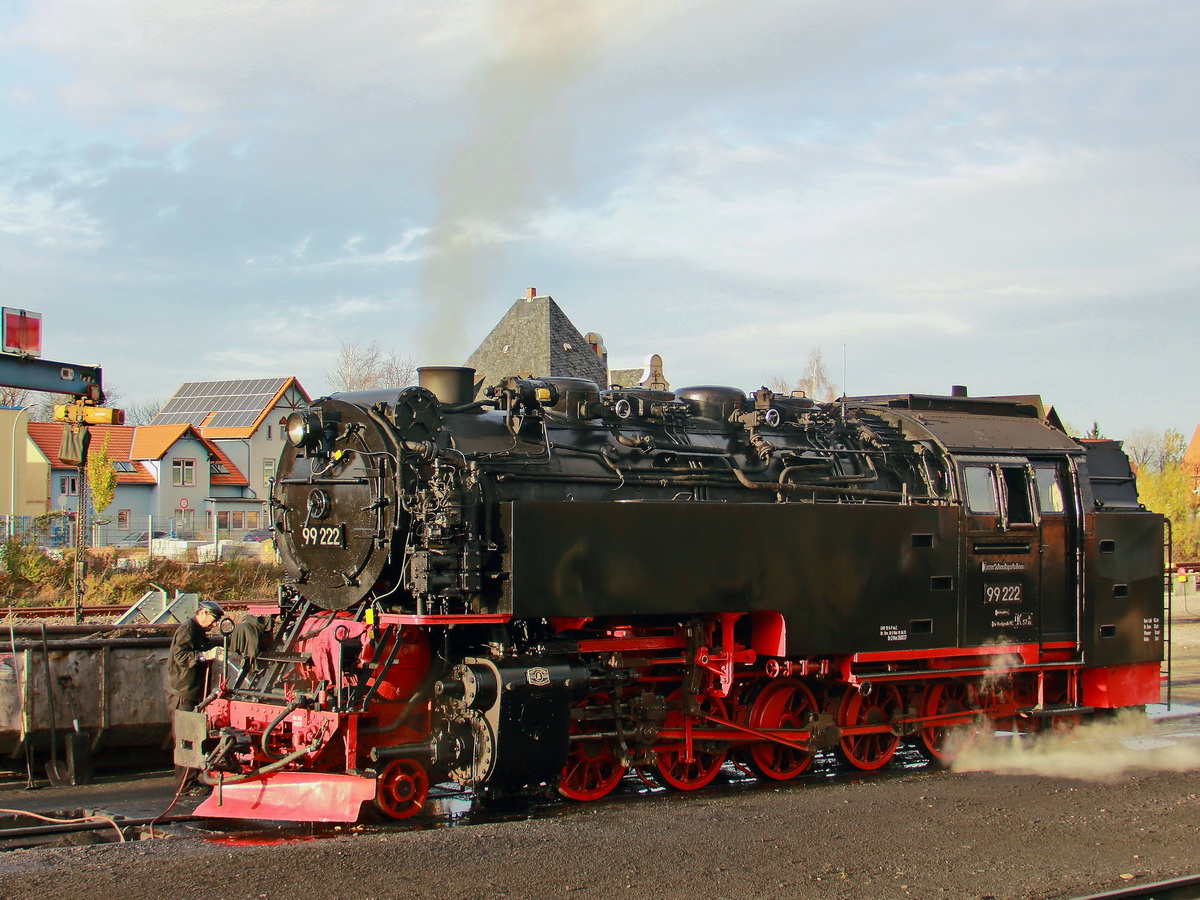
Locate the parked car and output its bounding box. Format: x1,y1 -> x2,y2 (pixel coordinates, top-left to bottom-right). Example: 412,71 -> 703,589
242,529 -> 274,543
114,530 -> 169,547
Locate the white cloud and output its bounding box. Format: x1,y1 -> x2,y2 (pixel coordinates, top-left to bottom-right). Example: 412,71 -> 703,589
1,0 -> 1198,438
0,183 -> 103,249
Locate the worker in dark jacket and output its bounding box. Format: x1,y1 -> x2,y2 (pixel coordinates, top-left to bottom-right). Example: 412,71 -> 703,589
167,600 -> 224,713
167,600 -> 224,793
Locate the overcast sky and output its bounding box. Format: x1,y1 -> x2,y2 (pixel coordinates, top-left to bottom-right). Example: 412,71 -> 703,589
2,1 -> 1196,438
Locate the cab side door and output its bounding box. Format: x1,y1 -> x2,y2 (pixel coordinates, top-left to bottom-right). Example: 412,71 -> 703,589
960,458 -> 1040,646
1030,460 -> 1078,644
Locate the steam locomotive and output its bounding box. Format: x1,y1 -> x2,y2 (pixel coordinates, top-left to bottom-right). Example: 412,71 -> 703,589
177,367 -> 1165,822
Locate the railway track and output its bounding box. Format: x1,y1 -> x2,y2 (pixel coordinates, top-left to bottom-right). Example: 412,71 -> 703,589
1072,873 -> 1200,899
2,600 -> 253,619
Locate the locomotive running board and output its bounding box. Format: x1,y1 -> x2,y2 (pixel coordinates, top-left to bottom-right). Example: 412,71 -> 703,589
194,772 -> 376,823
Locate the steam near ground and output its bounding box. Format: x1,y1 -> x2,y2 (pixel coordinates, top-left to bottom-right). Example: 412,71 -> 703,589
949,709 -> 1200,780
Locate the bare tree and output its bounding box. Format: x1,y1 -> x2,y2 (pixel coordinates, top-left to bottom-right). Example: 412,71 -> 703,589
26,385 -> 125,422
0,386 -> 31,408
123,397 -> 164,426
797,349 -> 838,402
769,349 -> 839,402
1124,428 -> 1160,472
375,348 -> 418,388
326,339 -> 417,392
29,392 -> 76,422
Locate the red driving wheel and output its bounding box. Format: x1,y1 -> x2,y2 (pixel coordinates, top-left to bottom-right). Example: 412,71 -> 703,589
558,692 -> 628,802
918,681 -> 979,764
837,684 -> 902,770
745,678 -> 818,780
655,691 -> 728,790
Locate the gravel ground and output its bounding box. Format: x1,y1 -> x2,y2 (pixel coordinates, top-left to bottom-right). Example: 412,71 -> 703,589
3,766 -> 1200,900
1,604 -> 1198,900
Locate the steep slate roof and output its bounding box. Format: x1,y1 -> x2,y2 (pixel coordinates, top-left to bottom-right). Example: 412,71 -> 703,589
151,376 -> 310,439
463,294 -> 606,393
26,423 -> 247,486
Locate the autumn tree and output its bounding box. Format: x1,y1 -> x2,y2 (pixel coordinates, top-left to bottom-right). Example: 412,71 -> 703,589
1131,428 -> 1199,561
1161,428 -> 1187,467
325,340 -> 417,392
86,432 -> 117,519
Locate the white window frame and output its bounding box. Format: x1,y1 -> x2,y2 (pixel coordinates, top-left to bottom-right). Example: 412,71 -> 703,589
172,458 -> 196,487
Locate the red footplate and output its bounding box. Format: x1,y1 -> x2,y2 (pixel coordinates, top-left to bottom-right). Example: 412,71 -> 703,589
1081,662 -> 1162,708
194,772 -> 377,823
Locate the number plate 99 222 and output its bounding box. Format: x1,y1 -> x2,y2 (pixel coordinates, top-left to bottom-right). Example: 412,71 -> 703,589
301,524 -> 345,548
984,584 -> 1022,604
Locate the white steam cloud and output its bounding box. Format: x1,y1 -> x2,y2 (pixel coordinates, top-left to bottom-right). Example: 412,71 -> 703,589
950,710 -> 1200,780
417,0 -> 646,358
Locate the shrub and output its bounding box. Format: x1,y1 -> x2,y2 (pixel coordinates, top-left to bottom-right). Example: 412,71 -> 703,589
4,547 -> 284,608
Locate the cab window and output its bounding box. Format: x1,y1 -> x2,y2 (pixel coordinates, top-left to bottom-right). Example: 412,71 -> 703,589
1033,466 -> 1064,514
963,466 -> 998,515
1000,466 -> 1033,526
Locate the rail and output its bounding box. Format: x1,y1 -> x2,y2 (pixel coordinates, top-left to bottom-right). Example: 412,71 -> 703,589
1069,873 -> 1200,900
2,600 -> 252,619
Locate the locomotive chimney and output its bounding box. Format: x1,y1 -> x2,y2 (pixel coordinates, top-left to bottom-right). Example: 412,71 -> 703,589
418,366 -> 477,405
951,385 -> 968,397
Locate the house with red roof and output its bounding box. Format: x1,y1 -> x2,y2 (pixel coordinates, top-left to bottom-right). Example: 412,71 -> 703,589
150,376 -> 310,504
1,376 -> 312,545
23,421 -> 251,545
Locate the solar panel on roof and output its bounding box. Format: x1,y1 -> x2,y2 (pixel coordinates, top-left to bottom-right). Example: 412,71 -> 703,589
151,377 -> 289,428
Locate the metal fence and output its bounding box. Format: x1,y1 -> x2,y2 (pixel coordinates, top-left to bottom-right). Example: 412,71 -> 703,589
1,513 -> 272,550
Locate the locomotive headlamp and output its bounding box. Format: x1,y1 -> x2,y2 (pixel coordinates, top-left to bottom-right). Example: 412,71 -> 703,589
287,411 -> 321,448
